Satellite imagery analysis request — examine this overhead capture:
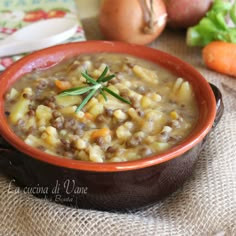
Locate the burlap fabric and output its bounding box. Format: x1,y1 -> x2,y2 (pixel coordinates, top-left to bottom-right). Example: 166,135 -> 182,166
0,18 -> 236,236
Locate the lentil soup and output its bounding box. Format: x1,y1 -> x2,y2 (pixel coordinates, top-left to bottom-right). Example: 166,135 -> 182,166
5,53 -> 198,162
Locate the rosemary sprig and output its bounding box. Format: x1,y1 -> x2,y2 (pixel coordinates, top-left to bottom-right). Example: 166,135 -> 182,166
57,66 -> 131,113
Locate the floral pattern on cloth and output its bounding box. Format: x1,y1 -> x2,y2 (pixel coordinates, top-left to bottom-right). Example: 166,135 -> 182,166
0,0 -> 86,71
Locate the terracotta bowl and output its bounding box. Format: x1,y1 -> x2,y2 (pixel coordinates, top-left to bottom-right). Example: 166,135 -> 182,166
0,41 -> 223,210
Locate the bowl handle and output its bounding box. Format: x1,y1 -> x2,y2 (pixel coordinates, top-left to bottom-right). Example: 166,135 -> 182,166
209,83 -> 224,129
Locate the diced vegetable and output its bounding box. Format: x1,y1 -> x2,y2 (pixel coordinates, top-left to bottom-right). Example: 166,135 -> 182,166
9,88 -> 32,124
36,105 -> 52,126
91,128 -> 110,140
41,126 -> 60,145
55,95 -> 81,107
55,80 -> 72,90
133,65 -> 158,83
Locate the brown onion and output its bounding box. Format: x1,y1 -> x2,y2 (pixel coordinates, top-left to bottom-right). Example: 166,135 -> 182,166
99,0 -> 167,45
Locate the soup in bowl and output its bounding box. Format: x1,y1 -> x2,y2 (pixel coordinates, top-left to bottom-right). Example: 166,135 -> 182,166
5,52 -> 198,163
0,41 -> 223,210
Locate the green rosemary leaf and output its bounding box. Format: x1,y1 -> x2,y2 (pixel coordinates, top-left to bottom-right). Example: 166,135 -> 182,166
58,86 -> 87,93
98,74 -> 116,83
97,66 -> 109,82
81,71 -> 98,85
57,86 -> 94,97
102,87 -> 131,104
75,89 -> 97,113
100,90 -> 108,101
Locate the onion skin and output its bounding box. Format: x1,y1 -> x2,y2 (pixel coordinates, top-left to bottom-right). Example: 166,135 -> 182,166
164,0 -> 213,29
99,0 -> 167,45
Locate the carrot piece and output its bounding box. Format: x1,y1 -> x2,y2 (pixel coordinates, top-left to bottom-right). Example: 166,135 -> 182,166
91,128 -> 110,140
202,41 -> 236,77
84,112 -> 94,121
55,80 -> 72,90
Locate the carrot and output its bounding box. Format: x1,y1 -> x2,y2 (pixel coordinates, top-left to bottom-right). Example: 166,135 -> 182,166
91,128 -> 110,140
84,112 -> 94,121
202,41 -> 236,77
55,80 -> 72,90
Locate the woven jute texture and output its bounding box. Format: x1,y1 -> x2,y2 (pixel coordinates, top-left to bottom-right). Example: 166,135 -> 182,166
0,20 -> 236,235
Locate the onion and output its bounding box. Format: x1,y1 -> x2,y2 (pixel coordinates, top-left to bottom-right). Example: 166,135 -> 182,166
164,0 -> 213,29
99,0 -> 167,45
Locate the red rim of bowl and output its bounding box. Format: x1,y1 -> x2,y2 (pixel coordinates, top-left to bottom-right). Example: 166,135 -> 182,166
0,41 -> 216,172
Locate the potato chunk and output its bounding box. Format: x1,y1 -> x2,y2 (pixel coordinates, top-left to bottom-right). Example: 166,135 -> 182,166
55,95 -> 81,107
9,88 -> 32,124
178,81 -> 194,104
172,78 -> 194,104
88,145 -> 104,162
36,105 -> 52,126
133,65 -> 158,84
41,126 -> 60,146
